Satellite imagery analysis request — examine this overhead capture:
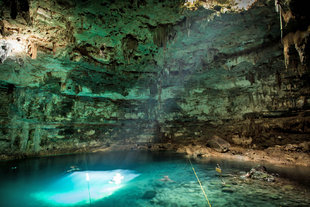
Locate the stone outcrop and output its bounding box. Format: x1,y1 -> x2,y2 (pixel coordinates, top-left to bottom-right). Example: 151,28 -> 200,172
241,165 -> 276,182
0,0 -> 309,158
206,136 -> 230,152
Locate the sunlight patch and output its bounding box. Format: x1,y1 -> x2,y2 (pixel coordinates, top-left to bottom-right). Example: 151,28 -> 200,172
33,170 -> 140,206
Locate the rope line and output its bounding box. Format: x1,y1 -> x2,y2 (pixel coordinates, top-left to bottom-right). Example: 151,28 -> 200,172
188,159 -> 212,207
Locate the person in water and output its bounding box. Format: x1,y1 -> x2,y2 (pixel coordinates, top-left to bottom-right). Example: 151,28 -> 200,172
66,165 -> 80,173
109,173 -> 124,184
160,175 -> 174,182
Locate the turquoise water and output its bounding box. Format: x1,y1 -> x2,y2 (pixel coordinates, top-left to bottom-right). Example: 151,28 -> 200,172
0,151 -> 309,207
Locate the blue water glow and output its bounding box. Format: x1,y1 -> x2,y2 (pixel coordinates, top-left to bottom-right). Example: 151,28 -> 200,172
32,169 -> 140,206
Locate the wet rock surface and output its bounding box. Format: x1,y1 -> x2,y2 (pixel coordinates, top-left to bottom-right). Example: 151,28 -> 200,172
206,135 -> 230,153
175,142 -> 310,167
0,0 -> 309,160
241,165 -> 276,182
142,190 -> 157,199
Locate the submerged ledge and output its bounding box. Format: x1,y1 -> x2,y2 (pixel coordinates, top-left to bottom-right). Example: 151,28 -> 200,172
1,143 -> 309,168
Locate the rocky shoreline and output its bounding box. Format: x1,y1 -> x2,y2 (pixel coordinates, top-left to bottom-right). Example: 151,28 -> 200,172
2,140 -> 309,169
174,144 -> 310,167
94,139 -> 310,167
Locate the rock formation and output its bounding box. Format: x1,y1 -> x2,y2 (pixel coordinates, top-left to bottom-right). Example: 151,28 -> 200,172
0,0 -> 309,159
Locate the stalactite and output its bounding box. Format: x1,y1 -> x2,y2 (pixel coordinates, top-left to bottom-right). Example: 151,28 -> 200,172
122,34 -> 138,63
152,24 -> 174,48
20,122 -> 29,152
186,16 -> 191,37
158,79 -> 162,111
33,125 -> 41,153
10,0 -> 17,19
10,115 -> 18,149
52,42 -> 57,55
27,41 -> 37,59
282,27 -> 310,68
81,16 -> 84,32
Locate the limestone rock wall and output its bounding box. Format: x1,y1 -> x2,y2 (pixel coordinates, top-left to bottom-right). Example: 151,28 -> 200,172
0,0 -> 309,157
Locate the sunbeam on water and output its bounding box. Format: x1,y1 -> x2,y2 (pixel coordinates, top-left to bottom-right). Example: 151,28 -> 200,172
32,170 -> 140,206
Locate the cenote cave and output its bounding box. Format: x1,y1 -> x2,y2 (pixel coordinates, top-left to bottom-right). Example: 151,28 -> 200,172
0,0 -> 309,206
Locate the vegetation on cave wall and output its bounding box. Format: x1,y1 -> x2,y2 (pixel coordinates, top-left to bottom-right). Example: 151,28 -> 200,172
0,0 -> 309,157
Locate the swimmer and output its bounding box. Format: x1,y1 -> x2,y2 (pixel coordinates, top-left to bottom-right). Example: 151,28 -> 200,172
160,175 -> 174,182
109,173 -> 124,185
66,165 -> 80,173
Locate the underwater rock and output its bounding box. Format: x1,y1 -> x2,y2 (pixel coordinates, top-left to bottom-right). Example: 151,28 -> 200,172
206,136 -> 230,153
221,186 -> 234,193
142,190 -> 157,199
242,165 -> 276,182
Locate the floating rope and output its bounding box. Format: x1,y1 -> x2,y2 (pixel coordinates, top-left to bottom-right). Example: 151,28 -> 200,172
188,158 -> 212,207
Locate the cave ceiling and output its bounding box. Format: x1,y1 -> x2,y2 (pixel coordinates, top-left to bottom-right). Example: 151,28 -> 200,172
0,0 -> 278,94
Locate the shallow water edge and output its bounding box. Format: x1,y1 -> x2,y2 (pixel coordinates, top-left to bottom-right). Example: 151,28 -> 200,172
1,142 -> 310,168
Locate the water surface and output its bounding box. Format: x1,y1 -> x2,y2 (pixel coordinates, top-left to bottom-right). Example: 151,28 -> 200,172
0,151 -> 309,207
